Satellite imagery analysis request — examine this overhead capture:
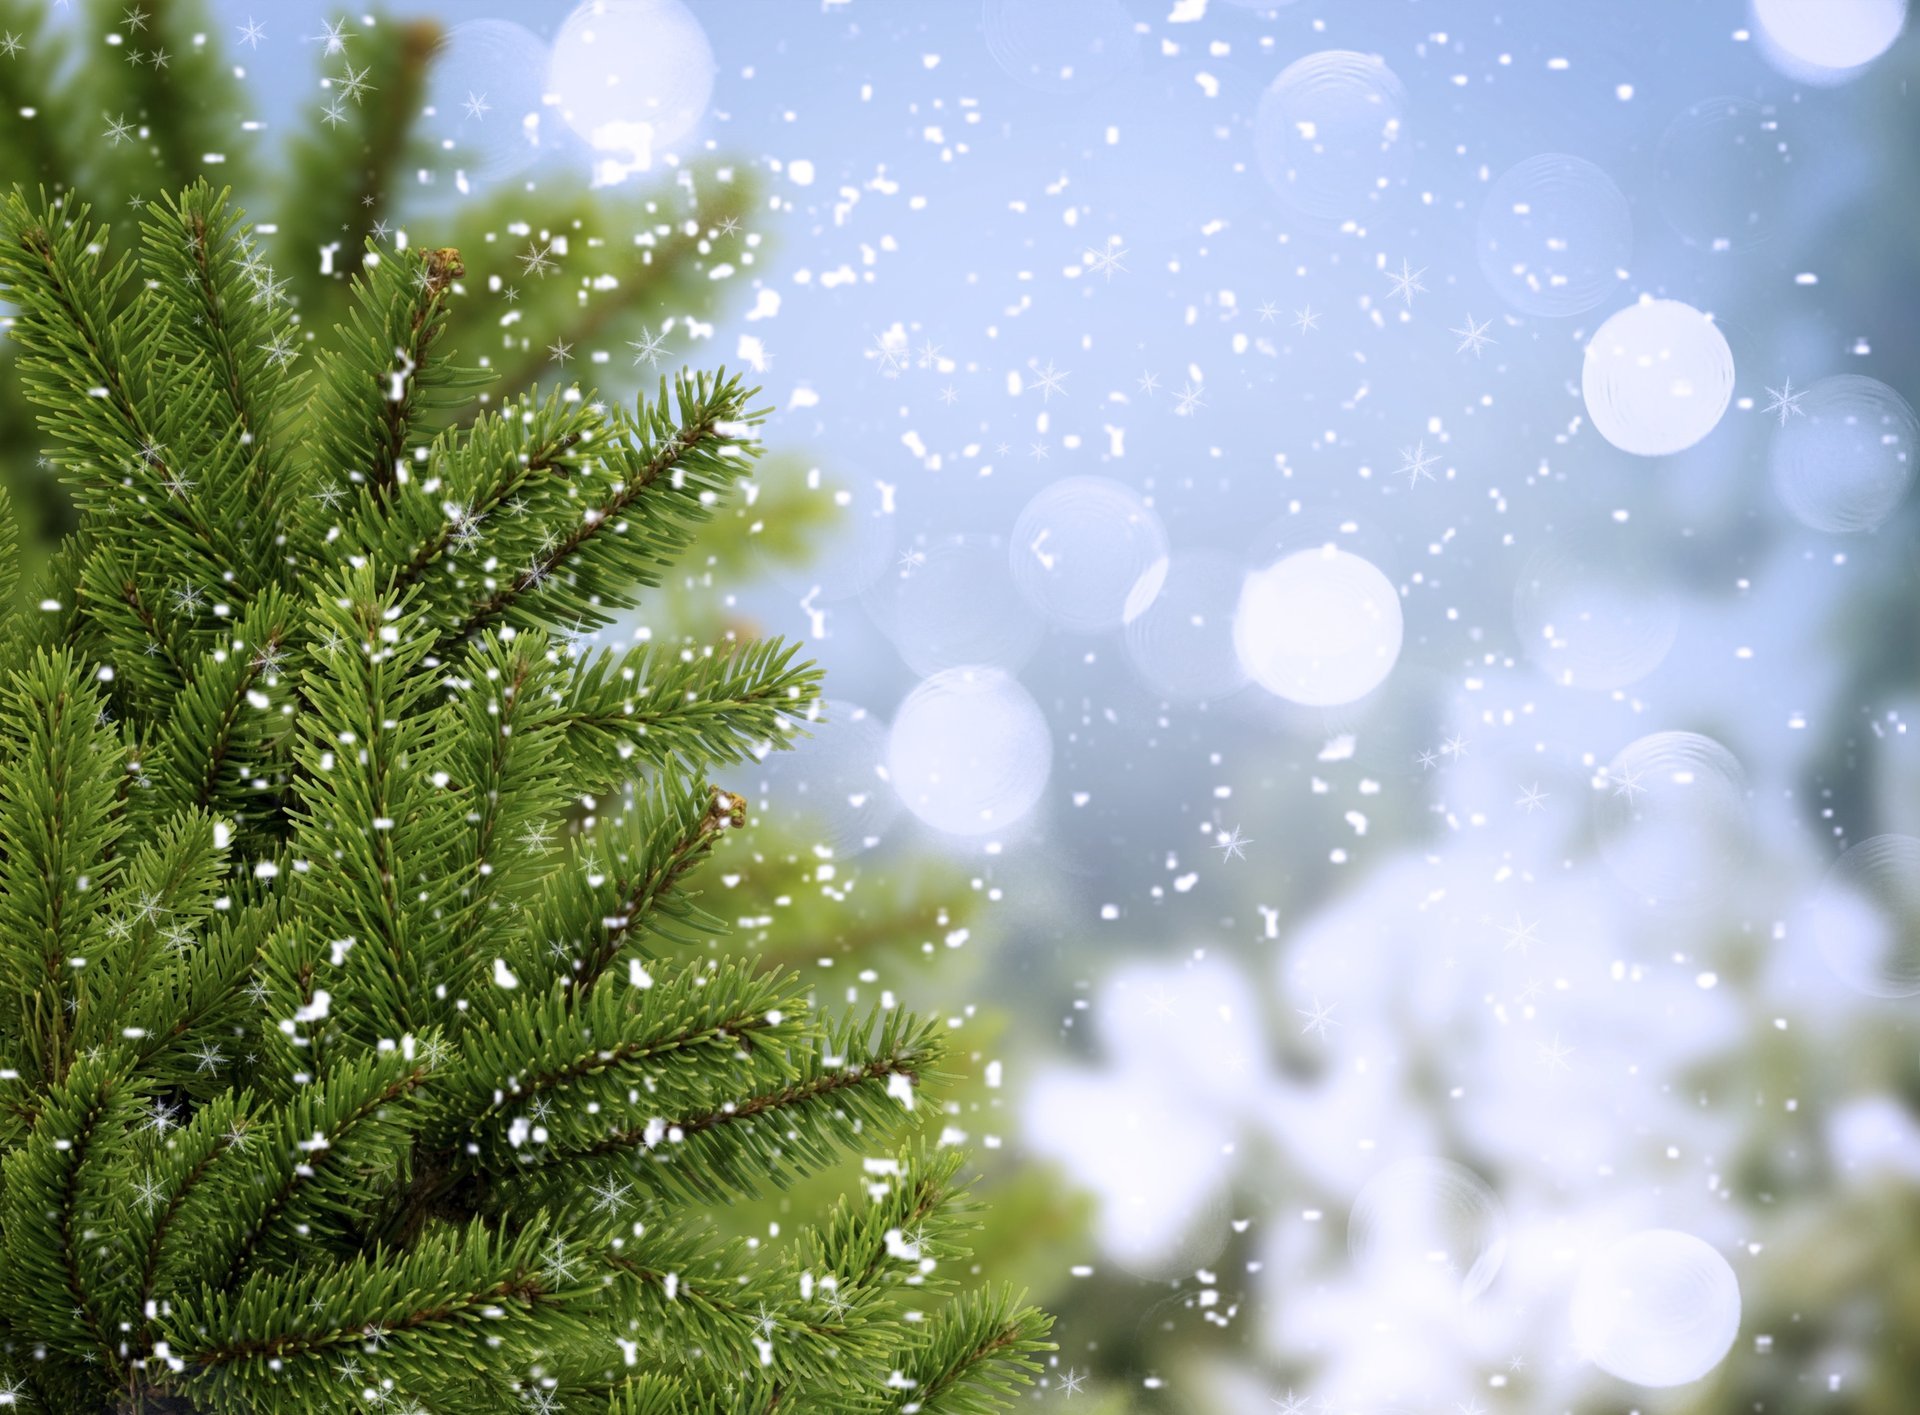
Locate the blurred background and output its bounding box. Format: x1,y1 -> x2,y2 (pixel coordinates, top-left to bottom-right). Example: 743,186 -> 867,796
5,0 -> 1920,1410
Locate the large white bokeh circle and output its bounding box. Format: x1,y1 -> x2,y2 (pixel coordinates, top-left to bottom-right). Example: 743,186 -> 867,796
981,0 -> 1139,95
1571,1229 -> 1741,1388
1595,731 -> 1749,914
1123,551 -> 1250,703
1253,50 -> 1410,222
887,667 -> 1051,836
762,700 -> 899,857
547,0 -> 715,171
1010,476 -> 1167,634
1347,1157 -> 1508,1303
1477,153 -> 1631,318
1583,299 -> 1735,457
422,21 -> 553,183
1753,0 -> 1906,81
1804,834 -> 1920,997
1233,547 -> 1403,706
1769,374 -> 1918,534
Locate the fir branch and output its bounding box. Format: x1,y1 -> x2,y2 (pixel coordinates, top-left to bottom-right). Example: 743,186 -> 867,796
797,1148 -> 972,1303
234,910 -> 331,1103
558,636 -> 822,788
605,1376 -> 685,1415
125,1091 -> 250,1359
441,369 -> 766,647
0,648 -> 127,1088
598,1241 -> 883,1397
75,543 -> 192,718
702,1151 -> 990,1405
335,389 -> 598,620
137,588 -> 298,833
0,179 -> 1050,1415
137,183 -> 301,564
161,1217 -> 580,1408
0,190 -> 236,589
116,889 -> 277,1095
423,958 -> 805,1177
0,484 -> 18,611
282,570 -> 465,1047
0,1052 -> 138,1394
69,806 -> 227,1060
509,773 -> 740,995
152,1048 -> 435,1299
873,1286 -> 1054,1415
429,627 -> 579,955
0,190 -> 145,465
513,1011 -> 946,1208
296,242 -> 484,550
672,1040 -> 919,1141
753,1152 -> 984,1411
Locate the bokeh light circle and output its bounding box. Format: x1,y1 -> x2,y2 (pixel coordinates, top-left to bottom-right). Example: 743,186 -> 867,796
1595,731 -> 1749,913
1010,477 -> 1167,633
1803,834 -> 1920,997
1752,0 -> 1907,82
1657,98 -> 1793,251
762,701 -> 899,857
1477,154 -> 1631,318
1347,1157 -> 1508,1303
981,0 -> 1140,94
1769,374 -> 1918,534
420,21 -> 553,183
1234,547 -> 1403,707
1513,540 -> 1678,690
1571,1229 -> 1741,1388
1123,551 -> 1251,703
888,667 -> 1051,836
1253,51 -> 1410,222
548,0 -> 715,173
1583,299 -> 1736,457
872,534 -> 1043,678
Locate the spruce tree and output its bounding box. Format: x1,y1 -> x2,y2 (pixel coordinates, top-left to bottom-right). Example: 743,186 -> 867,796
0,182 -> 1051,1414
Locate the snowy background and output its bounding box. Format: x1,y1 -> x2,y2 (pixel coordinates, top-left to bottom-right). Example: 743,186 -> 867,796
190,0 -> 1920,1409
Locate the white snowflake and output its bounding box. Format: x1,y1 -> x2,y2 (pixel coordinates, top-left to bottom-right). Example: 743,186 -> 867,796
1385,257 -> 1427,307
1450,312 -> 1496,357
1763,376 -> 1807,426
334,61 -> 374,105
1396,440 -> 1440,487
313,18 -> 355,55
1084,239 -> 1129,281
1027,358 -> 1070,402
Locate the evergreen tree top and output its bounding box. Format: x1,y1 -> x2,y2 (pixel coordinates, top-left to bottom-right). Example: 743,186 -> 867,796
0,182 -> 1051,1415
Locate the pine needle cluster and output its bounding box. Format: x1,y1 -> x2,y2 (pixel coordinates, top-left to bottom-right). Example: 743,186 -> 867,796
0,182 -> 1051,1415
0,0 -> 759,600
